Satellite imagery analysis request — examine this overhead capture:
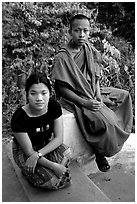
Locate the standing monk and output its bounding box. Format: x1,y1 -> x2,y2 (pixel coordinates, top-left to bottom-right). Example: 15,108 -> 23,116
52,8 -> 133,172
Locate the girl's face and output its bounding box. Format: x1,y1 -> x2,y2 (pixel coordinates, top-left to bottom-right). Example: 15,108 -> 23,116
28,83 -> 50,112
70,18 -> 90,46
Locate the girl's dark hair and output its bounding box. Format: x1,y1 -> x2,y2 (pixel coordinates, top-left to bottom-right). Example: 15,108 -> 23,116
70,14 -> 90,29
25,72 -> 51,96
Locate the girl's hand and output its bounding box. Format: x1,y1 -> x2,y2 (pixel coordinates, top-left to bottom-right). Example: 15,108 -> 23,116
52,163 -> 67,179
25,152 -> 39,176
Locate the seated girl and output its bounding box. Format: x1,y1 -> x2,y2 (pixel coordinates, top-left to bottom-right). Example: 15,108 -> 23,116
11,72 -> 71,189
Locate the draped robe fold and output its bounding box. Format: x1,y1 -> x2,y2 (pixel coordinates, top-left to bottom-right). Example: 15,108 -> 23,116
52,42 -> 133,157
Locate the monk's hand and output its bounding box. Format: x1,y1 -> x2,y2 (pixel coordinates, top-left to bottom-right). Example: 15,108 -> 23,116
86,99 -> 103,111
95,94 -> 103,104
25,152 -> 39,176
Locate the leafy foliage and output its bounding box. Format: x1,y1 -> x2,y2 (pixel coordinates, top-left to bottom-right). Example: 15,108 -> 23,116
86,2 -> 135,48
2,2 -> 135,138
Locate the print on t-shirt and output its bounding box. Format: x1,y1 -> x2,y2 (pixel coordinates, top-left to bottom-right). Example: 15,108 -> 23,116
36,124 -> 50,133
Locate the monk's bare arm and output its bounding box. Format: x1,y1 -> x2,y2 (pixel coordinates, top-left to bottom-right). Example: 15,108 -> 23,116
59,85 -> 86,106
59,86 -> 102,111
95,80 -> 103,102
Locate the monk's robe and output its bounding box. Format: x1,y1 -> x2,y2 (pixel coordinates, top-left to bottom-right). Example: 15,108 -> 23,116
52,41 -> 133,157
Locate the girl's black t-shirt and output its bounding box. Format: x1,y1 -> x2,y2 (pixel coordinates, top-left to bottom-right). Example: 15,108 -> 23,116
11,98 -> 62,147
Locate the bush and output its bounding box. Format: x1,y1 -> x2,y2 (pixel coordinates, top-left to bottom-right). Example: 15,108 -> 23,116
2,2 -> 135,138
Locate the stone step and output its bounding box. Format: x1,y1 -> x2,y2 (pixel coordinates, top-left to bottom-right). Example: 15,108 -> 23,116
2,143 -> 29,202
5,141 -> 111,202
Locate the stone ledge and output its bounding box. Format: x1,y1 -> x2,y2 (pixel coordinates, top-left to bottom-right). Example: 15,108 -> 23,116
62,108 -> 94,161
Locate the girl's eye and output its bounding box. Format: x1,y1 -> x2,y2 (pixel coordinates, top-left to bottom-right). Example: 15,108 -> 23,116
30,90 -> 49,96
30,92 -> 36,95
42,91 -> 49,95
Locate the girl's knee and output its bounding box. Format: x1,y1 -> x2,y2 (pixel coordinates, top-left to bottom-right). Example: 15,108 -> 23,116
58,144 -> 72,160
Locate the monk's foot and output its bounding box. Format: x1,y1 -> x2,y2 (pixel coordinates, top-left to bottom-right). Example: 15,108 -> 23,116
95,155 -> 110,172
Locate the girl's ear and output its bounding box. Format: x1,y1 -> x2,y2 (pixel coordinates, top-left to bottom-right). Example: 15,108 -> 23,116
25,92 -> 29,104
68,28 -> 72,36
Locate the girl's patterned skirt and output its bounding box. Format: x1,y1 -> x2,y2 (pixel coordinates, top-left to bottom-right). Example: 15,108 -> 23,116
12,141 -> 72,189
